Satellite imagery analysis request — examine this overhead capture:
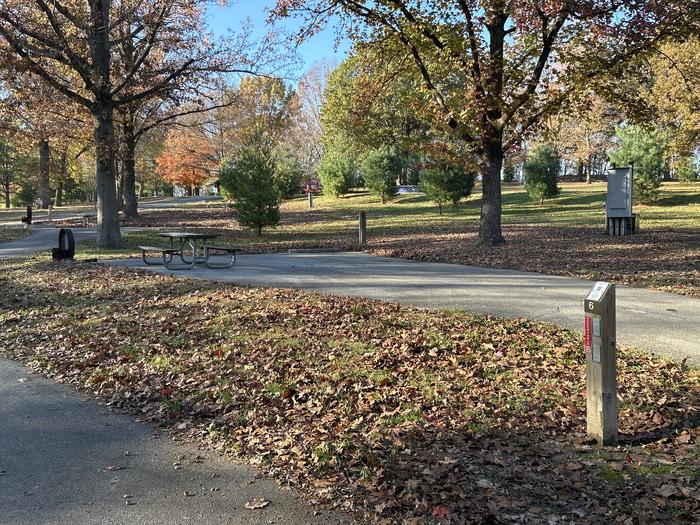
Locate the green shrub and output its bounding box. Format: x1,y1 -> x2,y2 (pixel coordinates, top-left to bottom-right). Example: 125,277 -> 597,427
274,154 -> 304,199
674,157 -> 699,182
523,145 -> 561,203
360,147 -> 401,204
220,145 -> 279,236
608,125 -> 666,203
11,181 -> 37,207
420,163 -> 476,214
503,161 -> 517,183
317,143 -> 355,198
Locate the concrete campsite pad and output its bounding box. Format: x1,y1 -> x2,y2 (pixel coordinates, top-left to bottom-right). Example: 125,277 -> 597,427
107,252 -> 700,365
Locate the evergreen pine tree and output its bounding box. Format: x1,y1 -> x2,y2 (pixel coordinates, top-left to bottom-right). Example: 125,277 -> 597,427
421,163 -> 476,214
523,145 -> 561,204
317,142 -> 355,198
361,147 -> 401,204
221,144 -> 279,236
609,125 -> 666,202
274,154 -> 304,199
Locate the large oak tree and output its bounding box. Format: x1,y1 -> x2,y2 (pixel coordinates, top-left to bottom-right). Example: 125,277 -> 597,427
112,17 -> 283,220
275,0 -> 699,245
0,0 -> 256,247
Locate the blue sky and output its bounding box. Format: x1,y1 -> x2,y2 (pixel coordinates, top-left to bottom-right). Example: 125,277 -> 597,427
205,0 -> 351,76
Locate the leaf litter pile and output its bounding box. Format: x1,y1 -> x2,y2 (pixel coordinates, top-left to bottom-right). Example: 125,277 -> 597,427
1,260 -> 699,524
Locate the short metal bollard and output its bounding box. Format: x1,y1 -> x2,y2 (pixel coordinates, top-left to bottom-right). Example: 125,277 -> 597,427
584,281 -> 618,446
359,211 -> 367,245
308,192 -> 314,208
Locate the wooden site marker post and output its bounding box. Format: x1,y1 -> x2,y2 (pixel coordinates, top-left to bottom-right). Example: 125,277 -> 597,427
308,192 -> 314,208
584,281 -> 618,446
359,211 -> 367,246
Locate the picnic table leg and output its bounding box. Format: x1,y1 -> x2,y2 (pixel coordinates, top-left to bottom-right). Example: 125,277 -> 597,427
203,246 -> 236,269
142,250 -> 162,266
178,237 -> 190,264
165,240 -> 195,270
200,238 -> 209,264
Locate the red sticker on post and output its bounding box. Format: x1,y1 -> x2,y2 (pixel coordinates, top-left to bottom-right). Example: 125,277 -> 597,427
584,316 -> 592,352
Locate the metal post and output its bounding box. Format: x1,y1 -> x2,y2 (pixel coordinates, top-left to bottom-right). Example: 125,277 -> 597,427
48,205 -> 52,223
308,192 -> 314,208
584,282 -> 618,446
358,211 -> 367,245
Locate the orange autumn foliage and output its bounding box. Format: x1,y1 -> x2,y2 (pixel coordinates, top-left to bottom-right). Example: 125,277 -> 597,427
156,127 -> 216,192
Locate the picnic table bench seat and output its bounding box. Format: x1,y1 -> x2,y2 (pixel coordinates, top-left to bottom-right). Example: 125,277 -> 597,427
138,242 -> 242,270
205,245 -> 243,254
138,245 -> 181,267
203,245 -> 243,269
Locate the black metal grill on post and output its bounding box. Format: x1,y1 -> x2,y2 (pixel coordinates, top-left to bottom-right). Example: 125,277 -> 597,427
21,206 -> 32,226
52,228 -> 75,261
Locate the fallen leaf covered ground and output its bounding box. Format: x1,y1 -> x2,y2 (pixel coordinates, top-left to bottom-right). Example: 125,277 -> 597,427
1,260 -> 698,524
0,227 -> 33,243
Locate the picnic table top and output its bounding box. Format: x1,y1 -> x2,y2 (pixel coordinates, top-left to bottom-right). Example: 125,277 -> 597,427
159,231 -> 219,239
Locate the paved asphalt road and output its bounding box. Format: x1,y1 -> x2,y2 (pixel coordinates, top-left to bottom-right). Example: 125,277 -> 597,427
0,357 -> 355,525
0,228 -> 144,259
109,252 -> 700,365
0,197 -> 222,227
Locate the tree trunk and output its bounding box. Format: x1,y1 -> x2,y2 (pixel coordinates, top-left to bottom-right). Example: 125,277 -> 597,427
577,162 -> 584,182
122,118 -> 139,219
55,181 -> 63,207
91,0 -> 120,248
55,150 -> 67,207
116,157 -> 124,212
479,134 -> 505,246
93,102 -> 121,249
3,171 -> 10,208
586,161 -> 592,184
477,12 -> 506,247
38,139 -> 51,209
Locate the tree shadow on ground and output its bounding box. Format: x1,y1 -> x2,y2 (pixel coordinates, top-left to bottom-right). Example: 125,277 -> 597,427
654,191 -> 700,207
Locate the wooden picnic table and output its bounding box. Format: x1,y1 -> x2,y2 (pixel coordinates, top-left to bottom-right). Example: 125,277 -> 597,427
139,231 -> 240,270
